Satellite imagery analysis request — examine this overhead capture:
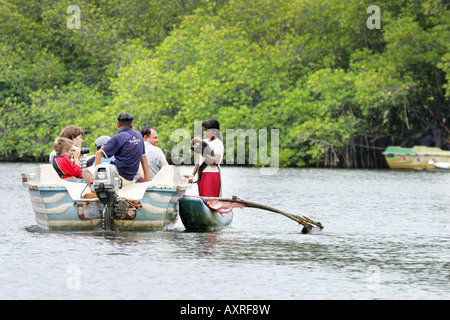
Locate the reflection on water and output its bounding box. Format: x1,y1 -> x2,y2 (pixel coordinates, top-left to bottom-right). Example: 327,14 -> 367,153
1,163 -> 449,299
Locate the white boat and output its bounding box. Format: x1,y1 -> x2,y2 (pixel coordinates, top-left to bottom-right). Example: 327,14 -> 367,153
22,164 -> 191,230
428,160 -> 450,171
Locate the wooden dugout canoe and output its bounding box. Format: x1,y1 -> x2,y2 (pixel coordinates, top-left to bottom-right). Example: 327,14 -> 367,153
178,196 -> 237,231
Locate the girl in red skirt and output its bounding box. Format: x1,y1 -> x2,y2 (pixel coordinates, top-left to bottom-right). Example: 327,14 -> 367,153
192,119 -> 224,197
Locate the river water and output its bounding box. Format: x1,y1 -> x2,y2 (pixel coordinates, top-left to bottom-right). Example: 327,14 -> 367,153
1,162 -> 449,300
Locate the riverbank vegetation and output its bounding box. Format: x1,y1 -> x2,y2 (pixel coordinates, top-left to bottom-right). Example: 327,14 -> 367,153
1,0 -> 448,167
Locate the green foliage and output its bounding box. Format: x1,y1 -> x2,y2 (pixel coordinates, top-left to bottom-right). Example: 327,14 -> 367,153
1,0 -> 449,167
1,82 -> 111,159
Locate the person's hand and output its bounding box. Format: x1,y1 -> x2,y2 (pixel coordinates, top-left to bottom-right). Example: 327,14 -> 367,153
72,147 -> 81,161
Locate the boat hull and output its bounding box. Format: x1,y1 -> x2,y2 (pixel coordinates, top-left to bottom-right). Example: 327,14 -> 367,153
22,164 -> 190,231
179,196 -> 234,231
383,146 -> 450,169
112,188 -> 185,231
27,187 -> 103,230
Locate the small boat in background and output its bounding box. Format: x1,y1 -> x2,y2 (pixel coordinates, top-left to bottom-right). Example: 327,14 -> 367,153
383,146 -> 450,170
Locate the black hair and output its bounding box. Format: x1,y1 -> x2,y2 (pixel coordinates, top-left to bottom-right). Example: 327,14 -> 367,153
140,126 -> 155,138
202,119 -> 220,130
117,112 -> 134,127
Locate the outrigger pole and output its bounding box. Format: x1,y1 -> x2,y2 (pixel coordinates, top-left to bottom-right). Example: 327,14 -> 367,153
202,196 -> 324,234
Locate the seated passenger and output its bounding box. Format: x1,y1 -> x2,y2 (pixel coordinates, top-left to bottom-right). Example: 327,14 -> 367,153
94,112 -> 150,186
52,137 -> 86,183
49,125 -> 88,170
83,136 -> 116,184
140,126 -> 168,179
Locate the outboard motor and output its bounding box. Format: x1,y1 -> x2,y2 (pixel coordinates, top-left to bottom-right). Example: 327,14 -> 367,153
93,163 -> 121,230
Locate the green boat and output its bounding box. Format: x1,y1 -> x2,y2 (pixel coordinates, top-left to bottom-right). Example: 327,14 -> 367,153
383,146 -> 450,169
178,196 -> 235,231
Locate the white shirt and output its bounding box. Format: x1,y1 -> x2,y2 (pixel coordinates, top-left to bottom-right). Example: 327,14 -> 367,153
144,141 -> 168,179
199,138 -> 224,173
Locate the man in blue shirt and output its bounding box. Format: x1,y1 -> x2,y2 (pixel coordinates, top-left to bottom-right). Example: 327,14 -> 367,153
94,112 -> 150,185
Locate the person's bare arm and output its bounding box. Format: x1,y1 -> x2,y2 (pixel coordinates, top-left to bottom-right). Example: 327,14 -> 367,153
94,149 -> 104,166
140,155 -> 150,182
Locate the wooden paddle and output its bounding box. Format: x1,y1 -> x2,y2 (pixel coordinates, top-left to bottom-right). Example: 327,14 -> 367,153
202,196 -> 324,234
